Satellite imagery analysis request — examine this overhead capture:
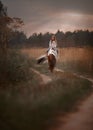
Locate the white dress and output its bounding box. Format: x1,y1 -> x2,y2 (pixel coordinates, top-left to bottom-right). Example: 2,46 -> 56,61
48,40 -> 58,58
49,40 -> 57,50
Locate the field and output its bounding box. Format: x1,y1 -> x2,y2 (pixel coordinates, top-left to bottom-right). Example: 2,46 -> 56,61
0,47 -> 93,130
22,47 -> 93,77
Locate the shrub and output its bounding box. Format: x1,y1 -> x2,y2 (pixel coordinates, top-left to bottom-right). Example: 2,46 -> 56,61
0,50 -> 33,87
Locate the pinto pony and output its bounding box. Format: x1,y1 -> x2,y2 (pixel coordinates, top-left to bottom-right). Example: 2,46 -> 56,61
47,48 -> 57,72
37,48 -> 57,72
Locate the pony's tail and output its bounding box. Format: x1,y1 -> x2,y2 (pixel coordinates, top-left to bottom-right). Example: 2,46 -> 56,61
37,55 -> 47,64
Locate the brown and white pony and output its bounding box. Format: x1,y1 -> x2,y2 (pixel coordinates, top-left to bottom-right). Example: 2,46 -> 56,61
47,48 -> 57,72
37,48 -> 57,72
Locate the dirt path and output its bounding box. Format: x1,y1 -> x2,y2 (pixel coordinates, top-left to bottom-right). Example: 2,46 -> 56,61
73,73 -> 93,84
31,67 -> 64,85
31,68 -> 52,84
50,93 -> 93,130
31,67 -> 93,130
49,70 -> 93,130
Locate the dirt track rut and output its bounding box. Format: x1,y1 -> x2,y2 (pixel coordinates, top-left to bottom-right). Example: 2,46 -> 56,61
49,70 -> 93,130
31,68 -> 52,84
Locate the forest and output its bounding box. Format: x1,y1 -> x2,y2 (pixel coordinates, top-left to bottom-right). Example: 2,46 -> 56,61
6,27 -> 93,48
26,30 -> 93,47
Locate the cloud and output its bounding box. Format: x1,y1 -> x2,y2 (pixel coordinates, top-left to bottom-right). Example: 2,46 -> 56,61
3,0 -> 93,19
23,13 -> 93,36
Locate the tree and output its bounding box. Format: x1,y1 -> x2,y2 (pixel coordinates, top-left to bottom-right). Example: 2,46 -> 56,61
9,31 -> 27,48
0,0 -> 24,53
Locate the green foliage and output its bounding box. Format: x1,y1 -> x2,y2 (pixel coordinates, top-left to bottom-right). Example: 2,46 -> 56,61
0,50 -> 32,86
27,30 -> 93,47
0,0 -> 24,52
9,31 -> 27,48
58,59 -> 93,77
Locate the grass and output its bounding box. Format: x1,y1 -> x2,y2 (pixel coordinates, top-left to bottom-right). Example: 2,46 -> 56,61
0,49 -> 93,130
58,47 -> 93,77
21,47 -> 93,77
0,50 -> 42,87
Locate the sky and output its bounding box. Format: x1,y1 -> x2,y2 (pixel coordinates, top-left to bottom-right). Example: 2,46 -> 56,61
3,0 -> 93,36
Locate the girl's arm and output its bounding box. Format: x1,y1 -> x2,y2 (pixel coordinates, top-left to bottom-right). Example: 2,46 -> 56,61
53,41 -> 57,48
49,41 -> 52,49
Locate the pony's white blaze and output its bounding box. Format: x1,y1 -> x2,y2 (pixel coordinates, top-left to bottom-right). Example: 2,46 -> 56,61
48,49 -> 57,59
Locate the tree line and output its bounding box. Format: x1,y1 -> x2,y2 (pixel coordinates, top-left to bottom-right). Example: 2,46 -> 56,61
26,30 -> 93,48
8,29 -> 93,48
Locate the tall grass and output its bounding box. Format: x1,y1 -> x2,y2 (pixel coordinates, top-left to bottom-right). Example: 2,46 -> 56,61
58,47 -> 93,76
0,50 -> 41,89
21,47 -> 93,76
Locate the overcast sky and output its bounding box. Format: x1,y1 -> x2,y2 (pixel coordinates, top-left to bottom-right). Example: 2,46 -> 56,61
3,0 -> 93,36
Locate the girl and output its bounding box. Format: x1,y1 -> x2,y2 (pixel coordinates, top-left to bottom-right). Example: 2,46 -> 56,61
37,35 -> 58,64
47,35 -> 58,54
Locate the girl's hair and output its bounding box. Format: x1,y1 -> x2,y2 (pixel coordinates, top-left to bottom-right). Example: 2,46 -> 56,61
51,35 -> 57,42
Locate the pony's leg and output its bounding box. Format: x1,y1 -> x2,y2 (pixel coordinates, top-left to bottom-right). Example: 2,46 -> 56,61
48,55 -> 56,73
48,56 -> 51,71
48,56 -> 52,72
